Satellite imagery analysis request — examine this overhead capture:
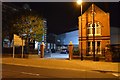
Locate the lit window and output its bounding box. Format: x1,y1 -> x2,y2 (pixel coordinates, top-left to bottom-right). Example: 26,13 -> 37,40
95,22 -> 101,35
87,23 -> 93,36
87,22 -> 101,36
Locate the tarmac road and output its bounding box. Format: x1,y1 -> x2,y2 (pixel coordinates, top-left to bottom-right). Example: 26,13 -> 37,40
2,64 -> 118,79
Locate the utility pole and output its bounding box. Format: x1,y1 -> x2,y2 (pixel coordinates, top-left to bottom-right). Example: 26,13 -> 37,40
77,0 -> 83,60
92,4 -> 96,61
80,3 -> 83,60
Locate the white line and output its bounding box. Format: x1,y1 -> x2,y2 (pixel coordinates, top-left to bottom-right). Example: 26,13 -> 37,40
112,73 -> 120,77
21,72 -> 40,76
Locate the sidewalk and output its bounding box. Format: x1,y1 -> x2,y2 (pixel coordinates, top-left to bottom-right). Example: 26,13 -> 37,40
1,57 -> 119,73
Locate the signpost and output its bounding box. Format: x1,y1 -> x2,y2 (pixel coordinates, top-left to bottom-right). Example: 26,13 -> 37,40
13,34 -> 25,58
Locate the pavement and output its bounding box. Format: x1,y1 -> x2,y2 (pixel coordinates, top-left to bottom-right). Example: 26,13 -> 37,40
1,52 -> 120,77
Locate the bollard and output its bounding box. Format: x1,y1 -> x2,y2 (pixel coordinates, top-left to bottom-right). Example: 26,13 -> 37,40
68,41 -> 73,60
40,42 -> 45,58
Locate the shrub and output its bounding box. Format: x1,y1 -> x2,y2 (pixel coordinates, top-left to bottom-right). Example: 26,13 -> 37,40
73,49 -> 80,56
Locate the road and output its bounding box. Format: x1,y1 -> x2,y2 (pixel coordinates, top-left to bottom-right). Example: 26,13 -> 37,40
2,64 -> 118,79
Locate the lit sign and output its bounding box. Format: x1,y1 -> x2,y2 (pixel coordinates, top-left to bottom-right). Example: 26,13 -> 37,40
14,34 -> 25,46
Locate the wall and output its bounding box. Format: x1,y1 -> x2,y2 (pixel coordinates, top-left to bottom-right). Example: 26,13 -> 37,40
110,27 -> 120,44
57,30 -> 79,46
78,4 -> 110,55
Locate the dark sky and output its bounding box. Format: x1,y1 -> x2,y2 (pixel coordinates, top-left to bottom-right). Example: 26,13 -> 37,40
9,2 -> 120,35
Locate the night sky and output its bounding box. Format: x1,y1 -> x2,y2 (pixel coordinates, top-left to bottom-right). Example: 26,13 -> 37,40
8,2 -> 120,34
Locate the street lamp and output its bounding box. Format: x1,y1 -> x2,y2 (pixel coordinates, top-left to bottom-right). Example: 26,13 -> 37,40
92,4 -> 96,61
77,0 -> 83,60
77,0 -> 82,5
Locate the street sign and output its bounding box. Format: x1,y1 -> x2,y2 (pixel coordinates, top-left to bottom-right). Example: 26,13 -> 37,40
13,34 -> 25,58
14,34 -> 25,46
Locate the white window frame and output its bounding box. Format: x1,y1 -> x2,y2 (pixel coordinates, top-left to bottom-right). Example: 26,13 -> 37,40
87,22 -> 101,36
87,41 -> 101,54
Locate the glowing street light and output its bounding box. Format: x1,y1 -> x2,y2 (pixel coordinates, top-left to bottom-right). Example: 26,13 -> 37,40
77,0 -> 83,60
77,0 -> 82,5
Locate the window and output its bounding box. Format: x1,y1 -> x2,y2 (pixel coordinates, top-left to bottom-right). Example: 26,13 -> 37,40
87,42 -> 90,52
87,23 -> 93,35
87,41 -> 101,54
95,22 -> 101,35
87,22 -> 101,36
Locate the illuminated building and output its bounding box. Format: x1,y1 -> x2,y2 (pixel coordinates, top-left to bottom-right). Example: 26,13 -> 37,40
78,4 -> 110,55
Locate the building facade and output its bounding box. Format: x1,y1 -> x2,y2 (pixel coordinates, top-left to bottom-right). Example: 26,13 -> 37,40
78,4 -> 110,55
57,30 -> 79,46
2,3 -> 22,47
34,18 -> 47,50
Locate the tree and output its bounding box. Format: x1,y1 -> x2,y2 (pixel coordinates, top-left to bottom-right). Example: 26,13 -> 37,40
12,11 -> 44,53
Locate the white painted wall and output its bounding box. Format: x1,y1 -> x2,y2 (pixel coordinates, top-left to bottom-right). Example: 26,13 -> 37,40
57,30 -> 79,45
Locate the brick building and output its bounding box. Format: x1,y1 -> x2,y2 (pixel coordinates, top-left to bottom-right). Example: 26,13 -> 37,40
78,4 -> 110,55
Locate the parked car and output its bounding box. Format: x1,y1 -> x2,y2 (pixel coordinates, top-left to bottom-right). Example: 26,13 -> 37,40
60,49 -> 68,54
51,49 -> 56,53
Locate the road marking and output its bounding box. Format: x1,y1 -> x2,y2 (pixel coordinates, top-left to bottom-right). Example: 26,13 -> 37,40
21,72 -> 40,76
3,63 -> 87,72
112,73 -> 120,77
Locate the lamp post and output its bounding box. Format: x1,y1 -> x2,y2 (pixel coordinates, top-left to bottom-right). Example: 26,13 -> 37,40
92,4 -> 96,61
77,0 -> 83,60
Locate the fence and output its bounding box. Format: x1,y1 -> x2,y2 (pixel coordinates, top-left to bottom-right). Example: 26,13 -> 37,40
72,45 -> 120,62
